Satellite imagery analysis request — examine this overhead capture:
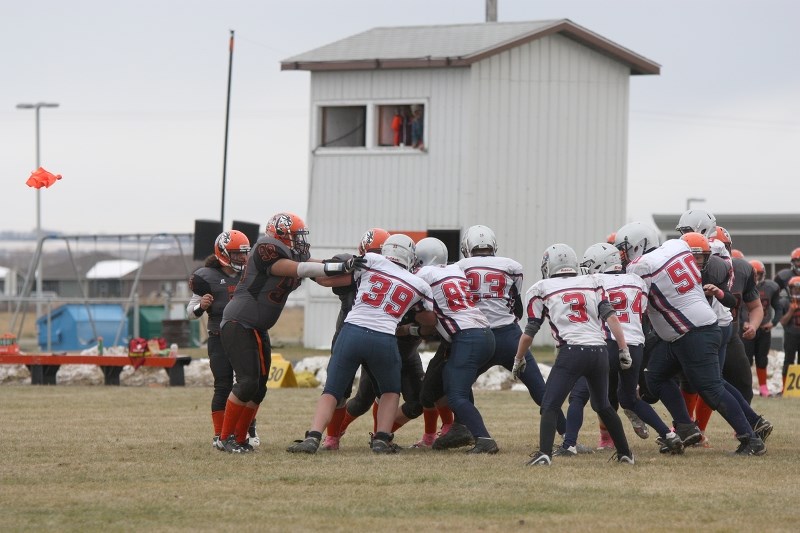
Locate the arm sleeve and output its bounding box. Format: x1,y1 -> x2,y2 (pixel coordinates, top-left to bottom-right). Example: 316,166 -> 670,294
716,287 -> 737,309
512,291 -> 523,320
524,320 -> 542,337
186,293 -> 203,319
598,300 -> 615,321
742,271 -> 759,303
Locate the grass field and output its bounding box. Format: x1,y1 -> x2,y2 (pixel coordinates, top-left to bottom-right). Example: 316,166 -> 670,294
1,385 -> 797,532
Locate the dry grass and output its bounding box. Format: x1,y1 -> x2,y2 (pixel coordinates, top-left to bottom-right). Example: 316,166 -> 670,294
1,385 -> 797,532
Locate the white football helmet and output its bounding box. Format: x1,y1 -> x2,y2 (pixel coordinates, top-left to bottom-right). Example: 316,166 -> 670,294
415,237 -> 448,267
461,225 -> 496,257
581,243 -> 623,274
676,209 -> 716,237
381,234 -> 416,271
541,243 -> 579,278
614,222 -> 660,265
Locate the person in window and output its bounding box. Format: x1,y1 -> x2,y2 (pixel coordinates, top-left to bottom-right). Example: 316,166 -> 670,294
411,108 -> 424,149
391,108 -> 404,146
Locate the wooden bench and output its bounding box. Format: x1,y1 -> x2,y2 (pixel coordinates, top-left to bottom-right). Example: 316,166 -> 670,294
0,353 -> 192,386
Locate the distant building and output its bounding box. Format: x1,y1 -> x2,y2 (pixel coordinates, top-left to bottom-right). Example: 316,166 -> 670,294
283,19 -> 659,348
652,213 -> 800,277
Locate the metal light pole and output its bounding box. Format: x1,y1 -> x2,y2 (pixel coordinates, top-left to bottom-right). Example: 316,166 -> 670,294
686,197 -> 706,211
17,102 -> 59,319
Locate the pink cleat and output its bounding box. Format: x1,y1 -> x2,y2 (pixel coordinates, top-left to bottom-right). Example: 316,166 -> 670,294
759,384 -> 770,398
321,435 -> 340,451
597,428 -> 614,450
439,423 -> 453,436
409,432 -> 437,448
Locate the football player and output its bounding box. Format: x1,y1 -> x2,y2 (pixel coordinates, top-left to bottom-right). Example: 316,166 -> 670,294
406,237 -> 499,453
287,234 -> 437,454
615,222 -> 770,456
454,225 -> 566,445
215,212 -> 361,453
778,276 -> 800,390
515,244 -> 634,466
187,230 -> 251,448
743,260 -> 782,397
774,247 -> 800,294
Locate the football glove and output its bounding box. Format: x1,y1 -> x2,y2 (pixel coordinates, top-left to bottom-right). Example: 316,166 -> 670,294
511,357 -> 527,380
619,348 -> 632,370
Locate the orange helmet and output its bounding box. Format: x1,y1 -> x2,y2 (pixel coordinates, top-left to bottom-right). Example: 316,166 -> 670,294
681,232 -> 710,271
266,212 -> 309,255
789,276 -> 800,299
606,232 -> 616,245
215,230 -> 251,272
749,259 -> 765,283
792,247 -> 800,274
712,226 -> 732,253
731,249 -> 745,259
358,228 -> 391,255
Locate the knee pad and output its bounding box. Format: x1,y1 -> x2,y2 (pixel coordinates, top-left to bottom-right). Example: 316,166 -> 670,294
401,401 -> 423,420
235,377 -> 259,403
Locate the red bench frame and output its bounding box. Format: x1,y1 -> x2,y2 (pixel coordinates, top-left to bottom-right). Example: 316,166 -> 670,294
0,353 -> 191,385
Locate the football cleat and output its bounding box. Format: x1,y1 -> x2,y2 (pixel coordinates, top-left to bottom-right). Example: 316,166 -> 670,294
465,437 -> 499,454
321,435 -> 340,451
370,432 -> 400,454
752,416 -> 773,443
624,408 -> 649,439
409,432 -> 437,449
552,444 -> 577,457
286,435 -> 320,454
432,422 -> 475,450
216,435 -> 249,454
611,452 -> 635,465
675,421 -> 702,447
655,432 -> 684,455
596,428 -> 614,450
525,451 -> 552,466
733,435 -> 766,456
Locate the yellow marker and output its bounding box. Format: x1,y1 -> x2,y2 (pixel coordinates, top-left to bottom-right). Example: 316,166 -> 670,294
784,364 -> 800,398
267,352 -> 298,388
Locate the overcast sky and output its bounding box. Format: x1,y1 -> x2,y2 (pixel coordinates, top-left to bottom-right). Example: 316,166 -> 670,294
2,0 -> 798,238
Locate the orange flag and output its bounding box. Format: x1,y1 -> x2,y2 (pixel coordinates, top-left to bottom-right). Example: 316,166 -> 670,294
26,167 -> 62,189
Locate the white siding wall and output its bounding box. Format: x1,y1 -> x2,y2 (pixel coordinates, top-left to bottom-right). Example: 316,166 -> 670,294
303,35 -> 632,348
466,34 -> 630,334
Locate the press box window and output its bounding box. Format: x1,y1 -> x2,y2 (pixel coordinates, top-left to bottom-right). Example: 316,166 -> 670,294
320,106 -> 366,147
377,104 -> 425,147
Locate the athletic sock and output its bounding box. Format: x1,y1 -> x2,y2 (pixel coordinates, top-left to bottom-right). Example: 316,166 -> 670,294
756,367 -> 768,387
437,405 -> 454,426
694,399 -> 713,432
339,408 -> 358,435
681,391 -> 699,419
327,406 -> 347,438
422,407 -> 439,434
371,401 -> 379,433
220,399 -> 245,441
235,405 -> 257,444
211,410 -> 225,437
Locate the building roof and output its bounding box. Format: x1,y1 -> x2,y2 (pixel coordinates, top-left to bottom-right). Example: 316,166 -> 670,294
121,255 -> 203,281
281,19 -> 660,75
85,260 -> 141,279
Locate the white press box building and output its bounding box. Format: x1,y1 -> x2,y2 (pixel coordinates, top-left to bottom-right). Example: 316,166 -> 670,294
281,19 -> 660,348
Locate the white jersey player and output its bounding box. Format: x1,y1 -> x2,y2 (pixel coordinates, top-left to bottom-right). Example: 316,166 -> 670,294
411,237 -> 498,453
615,222 -> 770,456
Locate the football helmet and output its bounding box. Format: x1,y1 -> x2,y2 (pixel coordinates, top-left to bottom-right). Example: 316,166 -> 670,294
461,225 -> 496,257
541,243 -> 579,279
789,276 -> 800,301
731,249 -> 745,259
266,212 -> 309,255
676,209 -> 716,237
381,234 -> 416,271
681,232 -> 711,271
415,237 -> 448,267
750,260 -> 765,283
581,243 -> 623,274
614,222 -> 660,266
358,228 -> 391,255
791,247 -> 800,274
214,230 -> 251,272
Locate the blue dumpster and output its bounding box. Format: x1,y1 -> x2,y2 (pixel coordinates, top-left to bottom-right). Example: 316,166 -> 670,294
36,304 -> 129,352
